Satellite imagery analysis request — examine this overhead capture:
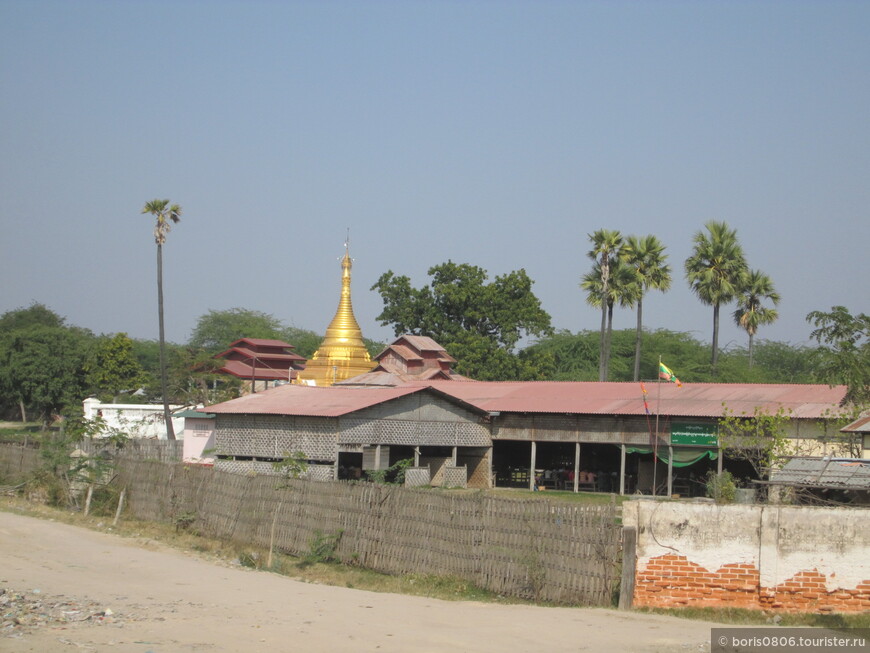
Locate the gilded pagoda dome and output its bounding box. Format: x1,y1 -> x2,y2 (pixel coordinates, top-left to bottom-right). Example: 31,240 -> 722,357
295,245 -> 375,386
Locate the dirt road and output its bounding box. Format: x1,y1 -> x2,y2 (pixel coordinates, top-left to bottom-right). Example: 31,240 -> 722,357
0,509 -> 718,652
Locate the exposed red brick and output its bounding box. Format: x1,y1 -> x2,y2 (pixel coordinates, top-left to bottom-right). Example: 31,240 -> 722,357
634,554 -> 870,614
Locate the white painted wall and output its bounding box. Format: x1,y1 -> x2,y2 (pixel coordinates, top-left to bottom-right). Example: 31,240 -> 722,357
182,417 -> 215,464
82,398 -> 185,440
623,500 -> 870,593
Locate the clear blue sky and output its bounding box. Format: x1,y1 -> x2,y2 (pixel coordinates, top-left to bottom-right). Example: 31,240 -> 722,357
2,1 -> 868,352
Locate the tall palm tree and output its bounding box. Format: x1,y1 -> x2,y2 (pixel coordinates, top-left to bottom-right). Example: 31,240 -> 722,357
586,229 -> 623,381
142,199 -> 182,440
622,235 -> 672,381
684,220 -> 748,373
581,258 -> 638,381
733,269 -> 780,368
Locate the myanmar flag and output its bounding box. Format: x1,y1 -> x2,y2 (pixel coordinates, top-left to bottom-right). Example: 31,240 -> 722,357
659,362 -> 682,387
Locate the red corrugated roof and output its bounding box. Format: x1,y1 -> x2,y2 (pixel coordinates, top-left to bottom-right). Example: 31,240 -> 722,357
418,381 -> 848,419
222,346 -> 306,362
206,384 -> 426,417
204,380 -> 848,420
337,368 -> 457,387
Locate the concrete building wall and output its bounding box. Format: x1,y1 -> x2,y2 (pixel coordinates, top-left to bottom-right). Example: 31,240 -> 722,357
182,417 -> 215,464
623,501 -> 870,613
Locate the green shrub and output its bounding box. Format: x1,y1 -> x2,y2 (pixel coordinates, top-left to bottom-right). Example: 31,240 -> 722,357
705,470 -> 737,503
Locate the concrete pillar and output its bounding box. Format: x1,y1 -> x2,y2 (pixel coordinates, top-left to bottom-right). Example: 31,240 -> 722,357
619,443 -> 626,495
574,442 -> 581,493
530,441 -> 537,491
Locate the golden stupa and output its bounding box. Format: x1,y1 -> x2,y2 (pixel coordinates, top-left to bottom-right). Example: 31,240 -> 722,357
295,244 -> 375,386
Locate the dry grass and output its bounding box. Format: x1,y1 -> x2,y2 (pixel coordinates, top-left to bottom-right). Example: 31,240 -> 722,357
0,496 -> 518,605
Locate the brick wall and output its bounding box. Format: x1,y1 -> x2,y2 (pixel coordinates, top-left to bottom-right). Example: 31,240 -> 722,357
623,501 -> 870,614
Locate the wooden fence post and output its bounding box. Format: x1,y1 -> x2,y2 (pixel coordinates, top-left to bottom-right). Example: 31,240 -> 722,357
113,488 -> 126,526
83,484 -> 94,517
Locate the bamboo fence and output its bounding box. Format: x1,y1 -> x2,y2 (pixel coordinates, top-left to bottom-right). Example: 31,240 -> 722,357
113,459 -> 622,605
0,444 -> 40,484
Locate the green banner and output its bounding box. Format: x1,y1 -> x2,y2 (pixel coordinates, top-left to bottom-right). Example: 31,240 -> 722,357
670,423 -> 719,446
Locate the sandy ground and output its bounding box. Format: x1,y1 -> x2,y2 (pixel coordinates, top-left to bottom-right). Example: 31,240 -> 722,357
0,509 -> 721,653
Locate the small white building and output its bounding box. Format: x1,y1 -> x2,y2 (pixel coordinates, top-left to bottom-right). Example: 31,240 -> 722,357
82,397 -> 185,440
177,409 -> 216,465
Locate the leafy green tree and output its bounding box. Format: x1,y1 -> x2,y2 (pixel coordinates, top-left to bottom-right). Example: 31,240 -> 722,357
585,229 -> 624,381
717,406 -> 817,483
189,308 -> 287,352
0,325 -> 91,424
85,333 -> 148,402
748,340 -> 823,384
684,220 -> 748,374
446,331 -> 554,381
733,269 -> 780,368
806,306 -> 870,406
621,235 -> 672,381
372,261 -> 553,380
142,199 -> 182,440
169,346 -> 242,406
522,330 -> 599,381
284,326 -> 327,359
0,303 -> 66,331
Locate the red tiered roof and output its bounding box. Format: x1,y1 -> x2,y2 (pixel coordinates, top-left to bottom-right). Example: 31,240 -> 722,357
215,338 -> 306,382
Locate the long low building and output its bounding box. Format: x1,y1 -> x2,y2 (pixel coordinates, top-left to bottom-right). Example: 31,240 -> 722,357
201,381 -> 852,493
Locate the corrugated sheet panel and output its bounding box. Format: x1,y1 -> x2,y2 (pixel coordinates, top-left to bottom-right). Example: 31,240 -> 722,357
421,381 -> 848,419
206,384 -> 425,417
769,458 -> 870,489
204,380 -> 848,421
841,415 -> 870,433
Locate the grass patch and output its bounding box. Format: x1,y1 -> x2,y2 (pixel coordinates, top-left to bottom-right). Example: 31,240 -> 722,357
0,423 -> 44,443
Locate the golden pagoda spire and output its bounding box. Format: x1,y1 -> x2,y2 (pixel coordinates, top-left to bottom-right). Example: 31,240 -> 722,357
296,240 -> 375,386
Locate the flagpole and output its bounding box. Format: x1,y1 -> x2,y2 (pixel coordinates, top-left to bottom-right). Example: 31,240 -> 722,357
653,355 -> 662,496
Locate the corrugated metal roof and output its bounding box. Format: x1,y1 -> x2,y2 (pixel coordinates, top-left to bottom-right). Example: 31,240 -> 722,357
400,335 -> 451,353
768,458 -> 870,489
177,409 -> 216,419
222,346 -> 306,362
382,344 -> 423,361
841,415 -> 870,434
204,380 -> 848,420
335,368 -> 458,387
206,384 -> 426,417
417,381 -> 848,418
